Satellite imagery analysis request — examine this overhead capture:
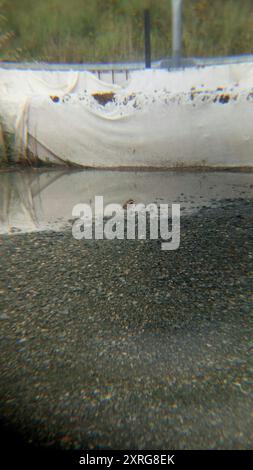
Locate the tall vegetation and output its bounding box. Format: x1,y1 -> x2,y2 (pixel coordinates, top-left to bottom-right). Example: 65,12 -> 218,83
1,0 -> 253,63
0,1 -> 20,60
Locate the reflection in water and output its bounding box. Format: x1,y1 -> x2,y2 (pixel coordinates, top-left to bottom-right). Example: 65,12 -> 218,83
0,169 -> 253,234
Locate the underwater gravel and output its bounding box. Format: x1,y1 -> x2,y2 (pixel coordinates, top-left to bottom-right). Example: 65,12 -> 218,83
0,198 -> 253,450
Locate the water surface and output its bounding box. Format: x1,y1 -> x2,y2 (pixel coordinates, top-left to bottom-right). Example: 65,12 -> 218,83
1,169 -> 253,234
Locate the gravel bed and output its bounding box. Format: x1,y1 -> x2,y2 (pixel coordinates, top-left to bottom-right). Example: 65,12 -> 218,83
0,198 -> 253,450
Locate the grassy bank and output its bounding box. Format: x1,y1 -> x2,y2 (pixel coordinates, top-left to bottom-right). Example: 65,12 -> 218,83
1,0 -> 253,63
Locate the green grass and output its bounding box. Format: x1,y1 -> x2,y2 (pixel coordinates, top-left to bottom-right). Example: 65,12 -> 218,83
1,0 -> 253,63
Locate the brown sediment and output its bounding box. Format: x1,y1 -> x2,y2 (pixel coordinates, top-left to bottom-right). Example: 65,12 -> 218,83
246,92 -> 253,101
50,96 -> 60,103
92,92 -> 115,105
219,94 -> 230,104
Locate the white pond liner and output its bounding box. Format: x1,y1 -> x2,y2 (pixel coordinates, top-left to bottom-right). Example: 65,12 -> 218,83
1,64 -> 253,168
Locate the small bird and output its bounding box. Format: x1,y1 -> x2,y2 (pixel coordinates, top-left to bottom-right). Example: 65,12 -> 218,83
123,199 -> 135,209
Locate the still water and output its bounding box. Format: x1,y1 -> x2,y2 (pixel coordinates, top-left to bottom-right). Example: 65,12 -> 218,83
1,169 -> 253,234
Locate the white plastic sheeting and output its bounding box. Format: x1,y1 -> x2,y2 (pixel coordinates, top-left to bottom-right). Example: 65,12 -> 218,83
1,63 -> 253,168
0,69 -> 120,134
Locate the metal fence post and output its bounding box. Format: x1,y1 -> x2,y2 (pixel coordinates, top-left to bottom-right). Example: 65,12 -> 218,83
172,0 -> 183,67
144,9 -> 151,69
